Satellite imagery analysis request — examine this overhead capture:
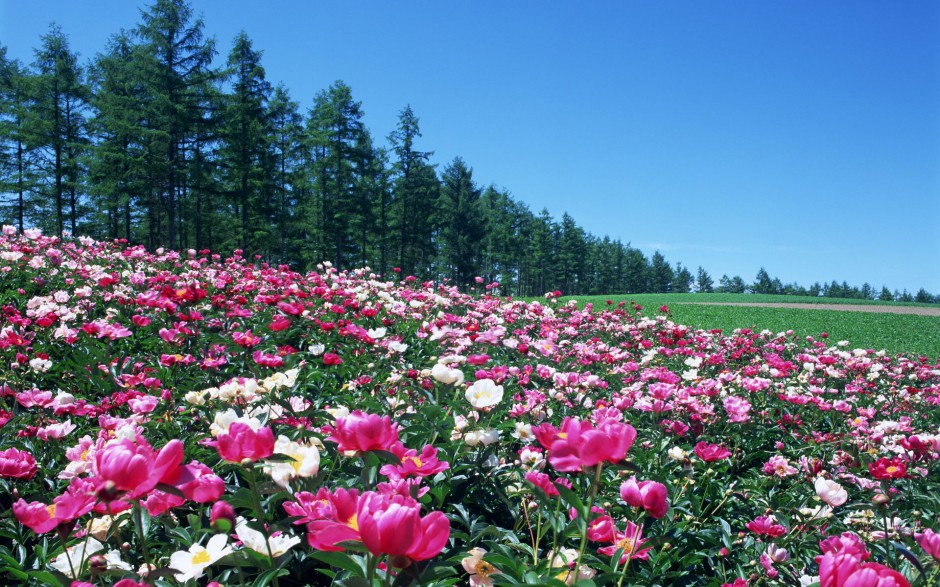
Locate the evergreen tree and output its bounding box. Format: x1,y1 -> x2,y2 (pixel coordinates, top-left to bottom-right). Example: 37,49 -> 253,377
649,251 -> 674,293
753,267 -> 774,294
696,266 -> 714,293
135,0 -> 218,249
306,81 -> 370,267
266,84 -> 305,263
388,105 -> 437,276
438,157 -> 485,289
29,25 -> 90,235
87,31 -> 149,241
671,262 -> 693,293
879,286 -> 894,301
0,47 -> 35,231
219,31 -> 272,254
621,247 -> 649,293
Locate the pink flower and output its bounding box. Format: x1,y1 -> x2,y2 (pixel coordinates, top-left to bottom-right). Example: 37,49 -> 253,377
597,521 -> 651,563
918,529 -> 940,562
0,448 -> 37,479
95,438 -> 186,499
619,477 -> 669,519
533,417 -> 637,472
746,515 -> 787,538
357,492 -> 450,564
380,443 -> 449,480
524,471 -> 570,498
14,477 -> 96,534
693,442 -> 732,462
325,411 -> 399,455
820,532 -> 870,560
868,457 -> 907,480
216,422 -> 275,463
815,477 -> 849,507
817,551 -> 909,587
323,352 -> 343,366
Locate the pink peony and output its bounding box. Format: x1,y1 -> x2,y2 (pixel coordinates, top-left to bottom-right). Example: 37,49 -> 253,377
619,476 -> 669,519
693,442 -> 732,462
533,417 -> 636,472
0,447 -> 37,479
324,411 -> 399,455
216,422 -> 275,463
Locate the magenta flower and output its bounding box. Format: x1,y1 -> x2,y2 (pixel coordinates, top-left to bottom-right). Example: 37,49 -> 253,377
533,417 -> 636,472
619,476 -> 669,519
216,422 -> 275,463
918,529 -> 940,562
0,447 -> 37,479
325,411 -> 400,455
693,442 -> 732,462
95,438 -> 186,499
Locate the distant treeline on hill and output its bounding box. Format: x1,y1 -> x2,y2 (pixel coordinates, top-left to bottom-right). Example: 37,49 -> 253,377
0,0 -> 935,302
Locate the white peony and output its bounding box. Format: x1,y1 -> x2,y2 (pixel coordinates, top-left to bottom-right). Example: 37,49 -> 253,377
465,379 -> 503,409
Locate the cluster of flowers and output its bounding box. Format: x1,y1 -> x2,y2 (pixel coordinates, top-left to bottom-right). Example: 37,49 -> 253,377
0,227 -> 938,586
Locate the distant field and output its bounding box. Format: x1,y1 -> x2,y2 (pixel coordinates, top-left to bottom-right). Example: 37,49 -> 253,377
559,293 -> 940,358
569,292 -> 938,307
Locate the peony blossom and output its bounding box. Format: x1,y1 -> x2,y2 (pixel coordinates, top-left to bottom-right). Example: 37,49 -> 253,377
462,547 -> 500,586
216,422 -> 275,463
465,379 -> 504,409
0,447 -> 37,479
693,442 -> 732,462
262,435 -> 320,488
918,528 -> 940,562
235,517 -> 300,557
815,477 -> 849,507
169,534 -> 233,582
619,476 -> 669,519
533,417 -> 637,472
324,411 -> 399,455
379,443 -> 449,480
868,457 -> 907,480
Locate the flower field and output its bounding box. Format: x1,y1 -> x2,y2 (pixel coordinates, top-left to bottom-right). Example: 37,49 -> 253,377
1,228 -> 939,587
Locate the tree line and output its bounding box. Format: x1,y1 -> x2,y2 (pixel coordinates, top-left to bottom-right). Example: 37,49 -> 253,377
0,0 -> 935,302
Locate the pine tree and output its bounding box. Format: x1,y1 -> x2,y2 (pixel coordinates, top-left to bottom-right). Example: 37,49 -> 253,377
306,81 -> 370,267
439,157 -> 485,289
696,266 -> 714,293
135,0 -> 218,249
29,25 -> 90,235
388,105 -> 437,276
879,286 -> 894,301
219,31 -> 272,254
672,263 -> 693,293
649,251 -> 674,293
0,46 -> 35,231
266,84 -> 305,263
87,31 -> 148,241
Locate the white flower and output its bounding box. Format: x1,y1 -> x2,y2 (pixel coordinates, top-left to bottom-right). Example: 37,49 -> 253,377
815,477 -> 848,507
235,518 -> 301,557
367,327 -> 387,339
169,534 -> 232,582
29,358 -> 52,373
263,435 -> 320,488
49,538 -> 104,578
511,422 -> 534,443
387,341 -> 408,353
209,409 -> 262,437
465,379 -> 503,409
465,428 -> 499,447
432,363 -> 465,386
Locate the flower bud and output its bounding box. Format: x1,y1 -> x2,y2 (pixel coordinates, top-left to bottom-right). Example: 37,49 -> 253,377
210,500 -> 236,533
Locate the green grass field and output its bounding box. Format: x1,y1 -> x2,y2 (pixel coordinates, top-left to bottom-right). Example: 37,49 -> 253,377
559,294 -> 940,358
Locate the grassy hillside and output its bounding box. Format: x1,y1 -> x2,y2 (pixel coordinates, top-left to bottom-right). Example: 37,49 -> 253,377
557,293 -> 940,358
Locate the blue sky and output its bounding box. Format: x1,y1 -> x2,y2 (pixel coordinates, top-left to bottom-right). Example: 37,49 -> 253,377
2,1 -> 938,293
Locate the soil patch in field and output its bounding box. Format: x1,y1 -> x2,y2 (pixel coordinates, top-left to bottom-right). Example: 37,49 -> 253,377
682,302 -> 940,317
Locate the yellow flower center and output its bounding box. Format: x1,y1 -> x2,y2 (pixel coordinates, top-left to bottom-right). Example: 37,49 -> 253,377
886,466 -> 899,475
46,504 -> 56,518
407,456 -> 423,468
557,432 -> 568,440
616,537 -> 636,553
475,560 -> 495,577
191,549 -> 211,565
347,514 -> 359,532
291,457 -> 304,473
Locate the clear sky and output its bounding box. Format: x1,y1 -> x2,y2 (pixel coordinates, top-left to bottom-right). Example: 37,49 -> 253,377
2,1 -> 938,293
